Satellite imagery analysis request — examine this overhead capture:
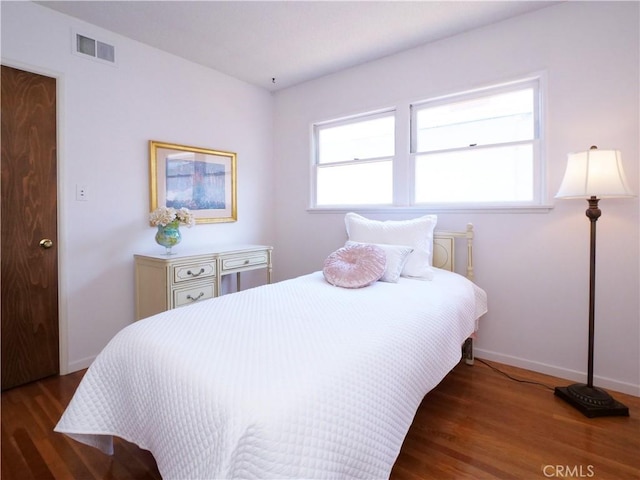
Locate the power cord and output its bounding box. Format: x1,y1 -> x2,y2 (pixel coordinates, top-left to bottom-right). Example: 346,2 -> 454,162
475,358 -> 554,391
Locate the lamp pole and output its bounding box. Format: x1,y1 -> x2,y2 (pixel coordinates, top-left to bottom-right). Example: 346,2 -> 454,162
585,196 -> 600,389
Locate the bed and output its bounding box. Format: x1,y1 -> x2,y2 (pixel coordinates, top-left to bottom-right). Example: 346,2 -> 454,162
55,217 -> 487,479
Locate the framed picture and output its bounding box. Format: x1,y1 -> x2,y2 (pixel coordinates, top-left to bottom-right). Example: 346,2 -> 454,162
149,140 -> 237,224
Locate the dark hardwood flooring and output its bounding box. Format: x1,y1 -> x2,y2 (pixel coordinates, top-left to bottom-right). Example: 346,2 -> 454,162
2,359 -> 638,479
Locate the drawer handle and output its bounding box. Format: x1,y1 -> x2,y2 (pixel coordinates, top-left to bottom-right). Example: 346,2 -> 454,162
243,260 -> 250,265
186,292 -> 205,302
187,268 -> 205,277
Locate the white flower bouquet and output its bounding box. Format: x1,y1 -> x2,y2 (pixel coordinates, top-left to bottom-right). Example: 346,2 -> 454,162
149,206 -> 196,227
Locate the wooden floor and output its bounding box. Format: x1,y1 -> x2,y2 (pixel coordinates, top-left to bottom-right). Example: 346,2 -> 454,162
2,359 -> 639,479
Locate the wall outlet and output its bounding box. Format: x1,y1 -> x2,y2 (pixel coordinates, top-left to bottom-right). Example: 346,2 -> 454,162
76,184 -> 88,201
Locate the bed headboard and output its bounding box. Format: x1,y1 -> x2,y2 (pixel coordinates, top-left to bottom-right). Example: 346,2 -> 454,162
433,223 -> 474,280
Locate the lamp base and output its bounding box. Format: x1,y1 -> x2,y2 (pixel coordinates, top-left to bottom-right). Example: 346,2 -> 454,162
554,384 -> 629,418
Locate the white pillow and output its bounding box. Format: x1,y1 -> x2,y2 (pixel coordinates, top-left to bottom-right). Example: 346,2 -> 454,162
344,212 -> 437,279
345,241 -> 413,283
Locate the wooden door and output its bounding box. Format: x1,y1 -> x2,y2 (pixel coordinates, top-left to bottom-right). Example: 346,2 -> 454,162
1,65 -> 59,390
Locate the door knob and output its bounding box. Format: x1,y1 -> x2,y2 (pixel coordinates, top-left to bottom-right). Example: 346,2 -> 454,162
39,238 -> 54,249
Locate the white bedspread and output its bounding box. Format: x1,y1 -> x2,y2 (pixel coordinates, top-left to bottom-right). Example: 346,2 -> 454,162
55,269 -> 487,479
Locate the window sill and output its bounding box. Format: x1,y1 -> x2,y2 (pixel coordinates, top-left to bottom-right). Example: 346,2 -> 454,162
307,204 -> 555,214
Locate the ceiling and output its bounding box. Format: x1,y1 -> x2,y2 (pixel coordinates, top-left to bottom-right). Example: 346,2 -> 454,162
37,1 -> 559,91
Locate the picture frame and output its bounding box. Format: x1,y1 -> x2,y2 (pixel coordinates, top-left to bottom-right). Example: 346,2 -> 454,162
149,140 -> 237,224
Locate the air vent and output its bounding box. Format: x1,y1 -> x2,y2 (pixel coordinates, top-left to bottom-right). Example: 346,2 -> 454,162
74,32 -> 116,65
96,41 -> 115,63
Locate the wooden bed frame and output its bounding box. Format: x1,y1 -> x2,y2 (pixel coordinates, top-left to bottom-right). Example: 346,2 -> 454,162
433,223 -> 476,365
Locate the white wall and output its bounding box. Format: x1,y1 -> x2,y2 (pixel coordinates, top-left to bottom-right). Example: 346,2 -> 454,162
273,2 -> 640,395
1,2 -> 276,372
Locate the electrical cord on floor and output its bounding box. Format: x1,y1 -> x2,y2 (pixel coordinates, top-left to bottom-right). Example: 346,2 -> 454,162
475,358 -> 555,391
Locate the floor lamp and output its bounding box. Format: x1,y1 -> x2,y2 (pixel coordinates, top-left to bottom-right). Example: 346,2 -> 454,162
554,146 -> 635,418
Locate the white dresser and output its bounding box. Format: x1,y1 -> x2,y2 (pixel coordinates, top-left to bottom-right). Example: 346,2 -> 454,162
134,244 -> 272,320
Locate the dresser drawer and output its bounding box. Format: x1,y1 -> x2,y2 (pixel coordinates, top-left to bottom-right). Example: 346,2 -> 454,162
220,252 -> 269,272
173,261 -> 216,284
173,283 -> 215,307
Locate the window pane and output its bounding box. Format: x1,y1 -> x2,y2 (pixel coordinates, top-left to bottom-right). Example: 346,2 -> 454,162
416,88 -> 534,152
318,115 -> 394,164
415,145 -> 534,203
317,161 -> 392,205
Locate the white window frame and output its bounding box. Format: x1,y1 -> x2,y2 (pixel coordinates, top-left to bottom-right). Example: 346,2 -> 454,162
309,75 -> 549,213
410,77 -> 545,208
312,109 -> 396,208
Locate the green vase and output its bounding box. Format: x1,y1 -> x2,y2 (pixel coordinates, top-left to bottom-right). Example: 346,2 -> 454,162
155,220 -> 181,255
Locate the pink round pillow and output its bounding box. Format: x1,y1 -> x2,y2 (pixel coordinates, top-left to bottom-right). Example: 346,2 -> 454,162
323,243 -> 386,288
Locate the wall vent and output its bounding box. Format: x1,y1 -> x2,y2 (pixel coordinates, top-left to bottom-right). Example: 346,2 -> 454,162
74,32 -> 116,65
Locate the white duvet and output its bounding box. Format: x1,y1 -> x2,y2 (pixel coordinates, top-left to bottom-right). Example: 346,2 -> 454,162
55,269 -> 487,479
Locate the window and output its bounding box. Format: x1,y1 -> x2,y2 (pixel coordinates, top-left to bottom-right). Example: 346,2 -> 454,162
412,80 -> 540,205
311,77 -> 544,210
314,112 -> 395,206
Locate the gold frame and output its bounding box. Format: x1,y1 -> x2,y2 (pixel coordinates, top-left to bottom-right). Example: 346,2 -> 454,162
149,140 -> 237,224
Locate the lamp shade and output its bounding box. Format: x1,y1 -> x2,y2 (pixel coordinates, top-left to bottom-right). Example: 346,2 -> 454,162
556,147 -> 635,199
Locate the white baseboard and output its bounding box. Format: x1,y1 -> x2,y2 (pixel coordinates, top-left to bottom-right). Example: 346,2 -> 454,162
474,348 -> 640,397
66,355 -> 96,374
